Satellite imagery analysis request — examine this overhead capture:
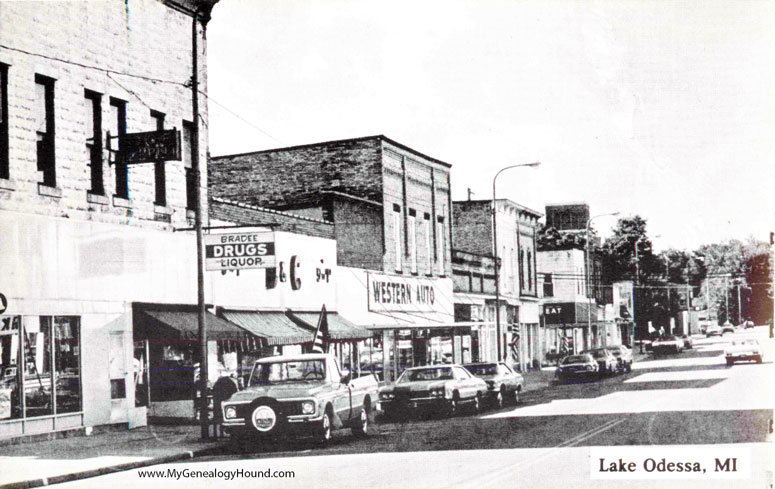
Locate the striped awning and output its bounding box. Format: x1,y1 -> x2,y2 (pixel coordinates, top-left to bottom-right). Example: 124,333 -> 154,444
133,304 -> 257,342
287,311 -> 372,341
220,310 -> 313,347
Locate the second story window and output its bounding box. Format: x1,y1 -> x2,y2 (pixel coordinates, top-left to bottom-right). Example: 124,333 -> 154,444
408,209 -> 417,274
527,249 -> 533,293
110,97 -> 128,199
0,64 -> 8,179
151,110 -> 166,206
424,213 -> 431,275
85,90 -> 103,195
182,121 -> 195,211
436,216 -> 445,276
543,273 -> 554,297
393,204 -> 402,272
35,74 -> 56,187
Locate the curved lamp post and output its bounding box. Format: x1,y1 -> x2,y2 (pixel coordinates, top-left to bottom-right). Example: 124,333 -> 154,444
492,161 -> 540,362
585,212 -> 619,349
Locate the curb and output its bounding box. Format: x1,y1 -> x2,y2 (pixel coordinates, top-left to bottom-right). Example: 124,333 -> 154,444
0,445 -> 225,489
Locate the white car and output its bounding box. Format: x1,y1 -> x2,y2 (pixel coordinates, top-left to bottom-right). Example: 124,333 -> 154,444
651,336 -> 683,354
725,339 -> 763,366
705,325 -> 722,337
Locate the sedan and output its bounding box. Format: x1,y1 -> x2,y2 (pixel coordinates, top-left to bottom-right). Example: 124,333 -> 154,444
721,322 -> 736,335
651,336 -> 684,354
605,345 -> 633,373
463,362 -> 523,407
705,325 -> 722,337
378,365 -> 488,418
725,339 -> 763,365
581,348 -> 618,377
555,354 -> 599,383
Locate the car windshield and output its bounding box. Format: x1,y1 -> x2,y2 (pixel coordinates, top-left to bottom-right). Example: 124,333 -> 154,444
463,364 -> 498,376
605,348 -> 622,357
583,350 -> 607,359
249,359 -> 326,385
397,367 -> 454,383
562,355 -> 589,365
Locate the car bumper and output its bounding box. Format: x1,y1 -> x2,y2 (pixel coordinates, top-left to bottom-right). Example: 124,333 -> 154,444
726,353 -> 761,362
380,397 -> 447,412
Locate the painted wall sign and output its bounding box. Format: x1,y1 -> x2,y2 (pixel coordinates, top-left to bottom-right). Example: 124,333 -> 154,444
204,232 -> 276,271
367,272 -> 441,313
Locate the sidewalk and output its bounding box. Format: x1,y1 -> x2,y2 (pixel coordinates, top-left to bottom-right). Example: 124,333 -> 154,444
0,423 -> 230,489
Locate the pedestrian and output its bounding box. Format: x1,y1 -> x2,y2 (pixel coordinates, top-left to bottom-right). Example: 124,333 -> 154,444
212,374 -> 240,438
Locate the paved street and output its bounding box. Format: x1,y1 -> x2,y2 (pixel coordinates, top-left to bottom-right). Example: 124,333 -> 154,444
48,327 -> 775,488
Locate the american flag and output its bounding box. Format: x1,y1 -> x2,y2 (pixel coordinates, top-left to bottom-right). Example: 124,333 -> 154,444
311,304 -> 329,353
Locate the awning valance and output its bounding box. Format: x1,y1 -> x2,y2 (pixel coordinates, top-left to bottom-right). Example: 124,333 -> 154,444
133,304 -> 257,342
287,311 -> 372,341
220,310 -> 313,347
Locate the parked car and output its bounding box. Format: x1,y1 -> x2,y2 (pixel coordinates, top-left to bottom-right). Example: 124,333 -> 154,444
724,339 -> 763,365
379,364 -> 488,418
705,325 -> 722,337
555,354 -> 598,383
744,320 -> 755,329
605,345 -> 633,373
681,334 -> 693,349
220,353 -> 378,443
721,322 -> 736,334
463,362 -> 523,407
651,336 -> 684,354
581,348 -> 618,377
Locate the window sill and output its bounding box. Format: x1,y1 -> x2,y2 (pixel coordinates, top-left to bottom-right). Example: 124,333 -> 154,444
154,204 -> 172,216
113,195 -> 132,208
0,178 -> 15,191
87,192 -> 109,205
38,184 -> 62,198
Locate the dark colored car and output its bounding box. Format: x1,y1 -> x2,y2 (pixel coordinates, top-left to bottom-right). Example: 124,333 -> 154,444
580,348 -> 618,377
379,365 -> 487,418
605,345 -> 633,373
555,354 -> 598,383
463,362 -> 523,407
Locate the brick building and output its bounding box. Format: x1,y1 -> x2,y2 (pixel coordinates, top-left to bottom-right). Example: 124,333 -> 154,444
452,199 -> 543,370
210,136 -> 469,381
0,0 -> 218,439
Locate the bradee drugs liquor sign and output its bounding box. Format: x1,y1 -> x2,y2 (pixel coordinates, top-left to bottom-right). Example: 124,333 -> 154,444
204,232 -> 276,271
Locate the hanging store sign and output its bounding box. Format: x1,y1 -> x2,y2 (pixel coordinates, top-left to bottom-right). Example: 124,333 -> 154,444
117,129 -> 181,164
367,272 -> 440,313
204,232 -> 276,271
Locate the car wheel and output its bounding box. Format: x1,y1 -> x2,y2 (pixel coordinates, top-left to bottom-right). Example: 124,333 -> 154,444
513,387 -> 520,404
446,392 -> 460,417
495,387 -> 504,409
318,408 -> 333,444
755,356 -> 763,364
351,404 -> 369,438
726,359 -> 734,366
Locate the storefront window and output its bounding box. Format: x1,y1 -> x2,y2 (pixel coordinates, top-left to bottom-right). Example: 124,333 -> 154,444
0,316 -> 21,420
54,317 -> 81,413
23,317 -> 53,418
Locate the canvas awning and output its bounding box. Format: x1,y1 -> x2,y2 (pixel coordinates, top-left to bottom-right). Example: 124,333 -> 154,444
133,304 -> 257,342
219,310 -> 314,347
287,311 -> 372,341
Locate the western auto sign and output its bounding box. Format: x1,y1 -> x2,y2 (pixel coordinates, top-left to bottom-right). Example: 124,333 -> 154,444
205,232 -> 276,271
118,129 -> 181,164
367,272 -> 439,313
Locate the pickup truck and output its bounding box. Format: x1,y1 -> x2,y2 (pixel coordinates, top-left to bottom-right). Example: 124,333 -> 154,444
220,353 -> 378,443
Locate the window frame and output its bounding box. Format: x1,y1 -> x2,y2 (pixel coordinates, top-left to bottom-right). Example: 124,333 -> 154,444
85,90 -> 104,195
150,110 -> 166,206
110,97 -> 128,199
0,63 -> 8,180
35,74 -> 56,188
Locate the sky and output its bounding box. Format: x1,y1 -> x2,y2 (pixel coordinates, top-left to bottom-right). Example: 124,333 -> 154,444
205,0 -> 773,252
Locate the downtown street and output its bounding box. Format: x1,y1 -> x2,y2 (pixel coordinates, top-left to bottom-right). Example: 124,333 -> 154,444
51,326 -> 772,489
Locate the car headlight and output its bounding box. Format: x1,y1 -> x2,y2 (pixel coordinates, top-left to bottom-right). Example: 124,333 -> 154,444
224,406 -> 237,419
301,401 -> 315,414
380,392 -> 395,400
430,387 -> 445,398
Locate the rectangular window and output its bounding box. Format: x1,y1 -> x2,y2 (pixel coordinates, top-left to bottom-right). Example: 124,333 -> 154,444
527,250 -> 533,293
110,98 -> 128,199
408,210 -> 417,274
182,121 -> 196,211
436,217 -> 445,275
151,110 -> 166,206
393,204 -> 402,272
0,64 -> 8,179
35,75 -> 56,187
85,90 -> 103,195
543,273 -> 554,297
424,214 -> 432,275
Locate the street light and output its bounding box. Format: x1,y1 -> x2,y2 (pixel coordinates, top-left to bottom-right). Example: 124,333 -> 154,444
492,161 -> 540,363
585,212 -> 619,349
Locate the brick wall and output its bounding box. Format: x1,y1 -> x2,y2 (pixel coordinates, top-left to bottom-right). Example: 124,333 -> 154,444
452,200 -> 493,256
209,198 -> 334,240
0,0 -> 207,230
209,137 -> 384,209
